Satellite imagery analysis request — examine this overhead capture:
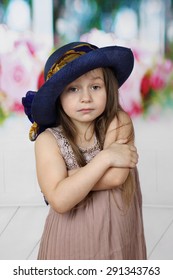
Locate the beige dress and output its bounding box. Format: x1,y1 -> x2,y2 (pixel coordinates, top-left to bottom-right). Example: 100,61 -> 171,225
38,126 -> 147,260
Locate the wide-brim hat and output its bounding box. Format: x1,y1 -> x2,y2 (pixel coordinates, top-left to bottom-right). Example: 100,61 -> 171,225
22,41 -> 134,129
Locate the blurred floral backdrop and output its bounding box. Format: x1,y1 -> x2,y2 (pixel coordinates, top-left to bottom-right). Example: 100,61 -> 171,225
0,0 -> 173,125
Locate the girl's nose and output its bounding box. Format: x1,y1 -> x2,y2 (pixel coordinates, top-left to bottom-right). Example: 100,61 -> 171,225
80,90 -> 92,103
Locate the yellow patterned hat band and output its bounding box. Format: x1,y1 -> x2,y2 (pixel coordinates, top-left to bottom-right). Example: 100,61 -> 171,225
46,50 -> 85,80
44,43 -> 97,81
29,122 -> 39,141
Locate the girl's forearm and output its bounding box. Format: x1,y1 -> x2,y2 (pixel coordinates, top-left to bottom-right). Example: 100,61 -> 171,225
68,167 -> 129,191
92,167 -> 129,190
51,150 -> 110,213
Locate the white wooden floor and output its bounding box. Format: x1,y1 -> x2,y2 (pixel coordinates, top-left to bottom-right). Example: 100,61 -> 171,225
0,205 -> 173,260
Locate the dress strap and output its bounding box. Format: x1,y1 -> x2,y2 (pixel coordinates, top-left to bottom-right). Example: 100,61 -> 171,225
46,127 -> 79,170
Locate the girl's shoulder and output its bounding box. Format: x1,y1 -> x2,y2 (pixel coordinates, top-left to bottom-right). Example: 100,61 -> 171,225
118,109 -> 132,122
37,126 -> 78,170
35,126 -> 63,151
34,127 -> 63,165
108,110 -> 132,131
46,125 -> 69,148
104,111 -> 134,148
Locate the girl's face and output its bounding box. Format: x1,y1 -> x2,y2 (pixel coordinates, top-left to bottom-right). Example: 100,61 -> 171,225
60,68 -> 107,128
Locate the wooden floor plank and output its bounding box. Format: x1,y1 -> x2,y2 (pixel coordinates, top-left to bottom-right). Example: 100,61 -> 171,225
149,217 -> 173,260
0,207 -> 19,234
27,241 -> 40,260
143,207 -> 173,258
0,206 -> 49,260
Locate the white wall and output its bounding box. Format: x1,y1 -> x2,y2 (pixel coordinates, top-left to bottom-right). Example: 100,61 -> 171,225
0,116 -> 44,206
134,116 -> 173,207
0,115 -> 173,207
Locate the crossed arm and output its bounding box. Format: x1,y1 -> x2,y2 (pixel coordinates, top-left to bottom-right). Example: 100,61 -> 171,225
68,111 -> 136,190
35,111 -> 138,213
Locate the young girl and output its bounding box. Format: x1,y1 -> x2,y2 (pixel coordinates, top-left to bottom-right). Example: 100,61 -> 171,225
22,42 -> 147,260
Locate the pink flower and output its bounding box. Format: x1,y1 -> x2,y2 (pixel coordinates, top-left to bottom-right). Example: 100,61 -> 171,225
13,65 -> 26,83
157,59 -> 173,74
119,58 -> 146,117
14,40 -> 37,56
140,73 -> 151,98
150,73 -> 166,91
0,46 -> 42,104
127,101 -> 143,117
10,101 -> 24,113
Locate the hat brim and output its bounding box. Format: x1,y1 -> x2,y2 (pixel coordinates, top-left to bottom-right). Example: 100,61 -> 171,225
32,45 -> 134,126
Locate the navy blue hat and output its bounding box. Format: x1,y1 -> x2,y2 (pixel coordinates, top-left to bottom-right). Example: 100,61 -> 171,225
22,41 -> 134,130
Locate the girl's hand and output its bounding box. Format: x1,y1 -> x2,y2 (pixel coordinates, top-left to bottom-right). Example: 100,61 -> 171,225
105,139 -> 138,169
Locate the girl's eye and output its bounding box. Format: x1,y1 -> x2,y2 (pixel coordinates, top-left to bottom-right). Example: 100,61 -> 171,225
91,85 -> 100,90
67,87 -> 78,93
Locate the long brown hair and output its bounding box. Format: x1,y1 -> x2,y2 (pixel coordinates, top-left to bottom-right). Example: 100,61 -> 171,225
56,67 -> 135,205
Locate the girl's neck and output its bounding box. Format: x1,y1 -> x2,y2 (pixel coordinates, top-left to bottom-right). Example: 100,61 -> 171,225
75,122 -> 95,148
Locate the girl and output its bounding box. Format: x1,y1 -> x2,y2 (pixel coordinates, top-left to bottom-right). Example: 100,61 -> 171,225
22,42 -> 147,260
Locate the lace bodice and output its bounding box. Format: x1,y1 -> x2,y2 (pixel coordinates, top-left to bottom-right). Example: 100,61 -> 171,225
47,126 -> 101,170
